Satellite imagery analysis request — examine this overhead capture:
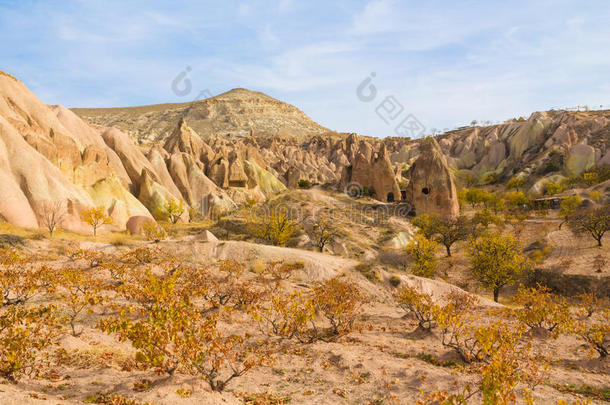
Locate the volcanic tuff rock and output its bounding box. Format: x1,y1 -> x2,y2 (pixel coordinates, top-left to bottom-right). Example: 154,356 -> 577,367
1,69 -> 609,233
404,137 -> 460,218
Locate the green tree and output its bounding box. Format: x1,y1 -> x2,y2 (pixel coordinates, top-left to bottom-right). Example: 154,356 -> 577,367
468,233 -> 530,302
432,215 -> 471,257
544,182 -> 566,195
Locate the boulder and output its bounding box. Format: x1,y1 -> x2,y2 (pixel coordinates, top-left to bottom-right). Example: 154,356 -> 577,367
126,216 -> 156,236
565,144 -> 596,176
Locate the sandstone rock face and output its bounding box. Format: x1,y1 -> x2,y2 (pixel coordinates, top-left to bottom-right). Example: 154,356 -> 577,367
0,74 -> 99,233
404,138 -> 459,218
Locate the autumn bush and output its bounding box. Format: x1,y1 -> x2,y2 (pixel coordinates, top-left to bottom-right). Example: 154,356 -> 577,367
57,267 -> 105,336
98,261 -> 273,391
394,285 -> 437,330
432,291 -> 481,363
312,278 -> 367,336
0,248 -> 61,382
0,305 -> 60,381
511,285 -> 572,338
253,277 -> 366,342
421,289 -> 550,404
573,309 -> 610,358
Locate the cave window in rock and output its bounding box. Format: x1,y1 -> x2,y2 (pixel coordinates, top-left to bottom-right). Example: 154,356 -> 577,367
400,190 -> 407,200
421,187 -> 430,195
387,192 -> 395,202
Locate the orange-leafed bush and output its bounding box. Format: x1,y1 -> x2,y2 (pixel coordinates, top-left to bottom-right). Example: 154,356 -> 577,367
394,285 -> 437,330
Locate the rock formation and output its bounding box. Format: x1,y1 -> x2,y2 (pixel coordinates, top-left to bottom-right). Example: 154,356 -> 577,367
404,138 -> 459,218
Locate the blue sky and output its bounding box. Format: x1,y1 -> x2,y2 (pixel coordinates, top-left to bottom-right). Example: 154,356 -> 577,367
1,0 -> 609,137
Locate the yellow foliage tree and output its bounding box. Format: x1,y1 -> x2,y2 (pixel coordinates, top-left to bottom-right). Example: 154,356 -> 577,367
468,233 -> 530,302
406,234 -> 438,278
80,206 -> 113,236
248,208 -> 299,246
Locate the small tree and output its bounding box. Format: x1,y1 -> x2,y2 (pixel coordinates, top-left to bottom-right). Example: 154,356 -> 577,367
412,214 -> 437,239
574,309 -> 610,357
468,233 -> 530,302
544,182 -> 566,195
248,207 -> 299,246
38,201 -> 66,237
558,195 -> 582,229
163,198 -> 185,224
568,204 -> 610,247
309,215 -> 337,252
142,221 -> 167,242
432,215 -> 471,257
58,268 -> 104,336
406,235 -> 438,278
81,206 -> 113,236
472,209 -> 503,230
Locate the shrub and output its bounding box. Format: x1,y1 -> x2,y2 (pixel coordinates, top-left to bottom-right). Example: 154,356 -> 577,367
311,278 -> 367,337
512,285 -> 572,338
425,294 -> 549,403
468,232 -> 530,302
412,214 -> 437,239
432,291 -> 481,363
506,176 -> 527,191
142,221 -> 167,242
99,263 -> 272,391
559,195 -> 582,229
251,290 -> 316,343
0,249 -> 51,306
472,209 -> 504,230
394,285 -> 437,330
406,235 -> 438,278
159,198 -> 185,224
57,267 -> 105,336
545,182 -> 566,195
0,305 -> 60,382
297,179 -> 311,189
573,309 -> 610,358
